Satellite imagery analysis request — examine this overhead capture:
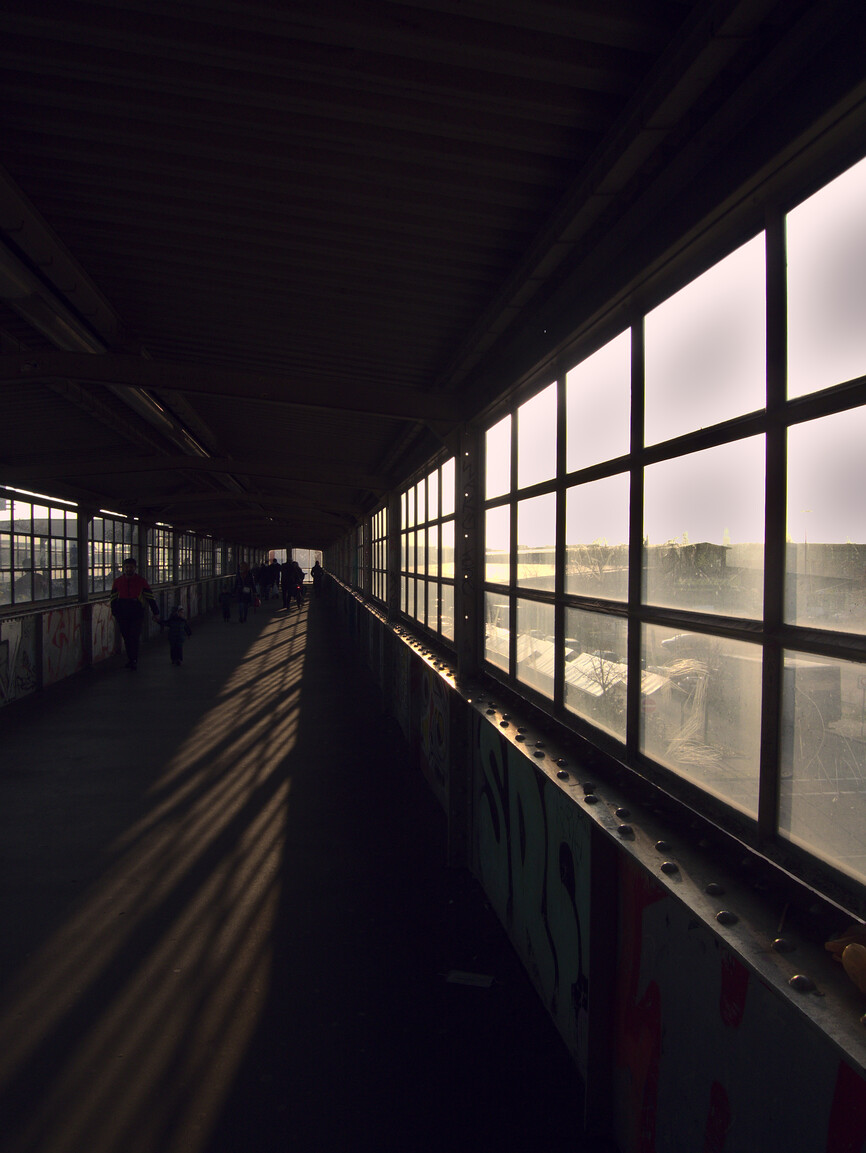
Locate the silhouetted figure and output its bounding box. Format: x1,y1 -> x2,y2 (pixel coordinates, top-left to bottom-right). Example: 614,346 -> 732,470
160,604 -> 192,665
110,557 -> 160,670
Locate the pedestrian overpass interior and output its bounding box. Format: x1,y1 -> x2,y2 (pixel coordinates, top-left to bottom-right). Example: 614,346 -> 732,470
3,4 -> 866,1147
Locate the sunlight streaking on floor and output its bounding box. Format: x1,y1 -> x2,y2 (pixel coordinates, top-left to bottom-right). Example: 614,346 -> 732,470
0,609 -> 306,1153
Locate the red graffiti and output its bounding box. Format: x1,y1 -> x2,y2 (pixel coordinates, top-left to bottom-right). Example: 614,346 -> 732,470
826,1059 -> 866,1152
718,950 -> 749,1028
703,1081 -> 731,1152
616,859 -> 666,1153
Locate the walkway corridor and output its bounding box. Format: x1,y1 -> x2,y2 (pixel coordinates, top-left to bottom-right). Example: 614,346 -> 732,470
0,595 -> 600,1153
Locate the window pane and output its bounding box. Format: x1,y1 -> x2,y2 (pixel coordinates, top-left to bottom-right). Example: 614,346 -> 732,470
417,478 -> 426,525
428,468 -> 439,521
566,473 -> 629,600
787,156 -> 866,398
517,383 -> 556,489
485,592 -> 510,672
441,521 -> 455,578
429,580 -> 440,632
441,458 -> 455,516
406,488 -> 415,529
516,599 -> 555,699
644,437 -> 765,617
0,571 -> 10,605
13,502 -> 31,532
417,527 -> 426,576
780,652 -> 866,884
441,583 -> 454,641
486,415 -> 511,500
644,235 -> 766,445
566,331 -> 631,471
14,571 -> 32,602
564,609 -> 628,743
485,506 -> 510,585
641,625 -> 762,816
427,525 -> 438,575
517,493 -> 556,591
786,408 -> 866,633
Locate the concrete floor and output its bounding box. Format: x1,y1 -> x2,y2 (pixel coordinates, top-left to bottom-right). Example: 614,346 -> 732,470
0,595 -> 610,1153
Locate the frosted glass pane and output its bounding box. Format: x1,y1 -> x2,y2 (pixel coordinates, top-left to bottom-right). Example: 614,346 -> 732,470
516,599 -> 555,699
442,457 -> 455,515
642,625 -> 761,816
441,520 -> 455,578
566,331 -> 631,471
486,416 -> 511,499
566,473 -> 629,600
485,592 -> 510,672
517,383 -> 556,489
786,407 -> 866,633
427,467 -> 439,520
644,437 -> 765,617
517,493 -> 556,591
564,609 -> 628,743
787,156 -> 866,398
441,583 -> 454,641
645,235 -> 766,445
780,652 -> 866,884
485,506 -> 510,585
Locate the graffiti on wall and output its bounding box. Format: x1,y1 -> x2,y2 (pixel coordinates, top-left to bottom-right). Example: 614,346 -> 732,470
613,854 -> 866,1153
419,665 -> 448,807
0,617 -> 38,706
472,713 -> 591,1073
43,607 -> 85,687
92,602 -> 118,663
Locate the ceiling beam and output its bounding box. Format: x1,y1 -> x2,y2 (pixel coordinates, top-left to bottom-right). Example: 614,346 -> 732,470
0,450 -> 387,493
0,353 -> 464,423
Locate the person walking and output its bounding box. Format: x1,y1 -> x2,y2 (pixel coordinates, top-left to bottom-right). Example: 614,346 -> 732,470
236,562 -> 256,623
311,560 -> 324,598
160,604 -> 192,666
110,557 -> 160,670
219,580 -> 234,623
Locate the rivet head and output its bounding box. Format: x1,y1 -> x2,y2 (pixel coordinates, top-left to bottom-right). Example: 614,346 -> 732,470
789,974 -> 815,993
556,757 -> 567,767
535,740 -> 545,748
585,794 -> 599,805
557,770 -> 569,781
615,807 -> 631,819
516,734 -> 525,742
486,709 -> 495,715
502,713 -> 511,720
618,824 -> 634,837
660,861 -> 679,875
500,720 -> 509,728
582,783 -> 596,795
772,938 -> 795,953
655,840 -> 671,853
716,910 -> 738,926
517,727 -> 528,734
534,750 -> 545,758
706,882 -> 725,896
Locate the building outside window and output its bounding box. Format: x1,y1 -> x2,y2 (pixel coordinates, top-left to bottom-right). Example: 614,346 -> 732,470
481,152 -> 866,893
177,532 -> 195,582
89,512 -> 136,595
0,490 -> 79,606
147,526 -> 173,585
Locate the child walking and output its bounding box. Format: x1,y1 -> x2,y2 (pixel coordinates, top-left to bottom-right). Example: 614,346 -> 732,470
161,604 -> 192,665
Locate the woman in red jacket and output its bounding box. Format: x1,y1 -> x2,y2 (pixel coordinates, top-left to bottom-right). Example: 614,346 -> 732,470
110,557 -> 160,669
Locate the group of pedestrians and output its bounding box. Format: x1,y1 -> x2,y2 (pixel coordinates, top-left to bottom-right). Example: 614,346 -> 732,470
111,555 -> 324,672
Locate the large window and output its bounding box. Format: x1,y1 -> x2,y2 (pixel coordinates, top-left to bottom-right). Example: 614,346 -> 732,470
401,458 -> 456,641
0,490 -> 79,606
482,153 -> 866,892
147,526 -> 173,586
371,507 -> 388,603
89,512 -> 137,595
